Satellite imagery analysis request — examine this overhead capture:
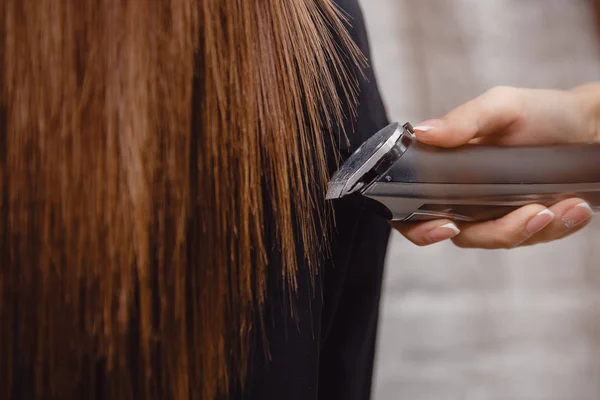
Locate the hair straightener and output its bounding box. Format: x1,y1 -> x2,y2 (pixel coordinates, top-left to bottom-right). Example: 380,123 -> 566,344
326,122 -> 600,222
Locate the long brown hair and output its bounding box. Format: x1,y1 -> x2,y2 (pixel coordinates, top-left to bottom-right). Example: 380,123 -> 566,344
0,0 -> 362,398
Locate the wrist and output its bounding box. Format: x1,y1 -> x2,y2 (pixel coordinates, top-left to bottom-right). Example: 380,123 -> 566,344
569,83 -> 600,143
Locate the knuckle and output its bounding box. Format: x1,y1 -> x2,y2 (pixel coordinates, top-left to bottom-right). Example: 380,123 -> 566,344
450,236 -> 475,249
413,240 -> 430,247
486,85 -> 514,98
493,234 -> 521,249
487,220 -> 524,249
476,86 -> 524,130
402,233 -> 427,247
451,239 -> 470,249
453,236 -> 515,250
500,241 -> 518,250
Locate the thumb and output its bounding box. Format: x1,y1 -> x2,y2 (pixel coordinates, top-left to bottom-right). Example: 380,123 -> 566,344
412,86 -> 524,148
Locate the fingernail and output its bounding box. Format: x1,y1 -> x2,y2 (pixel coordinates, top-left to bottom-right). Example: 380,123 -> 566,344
525,209 -> 555,234
428,222 -> 460,242
413,125 -> 435,132
413,119 -> 443,133
563,201 -> 593,229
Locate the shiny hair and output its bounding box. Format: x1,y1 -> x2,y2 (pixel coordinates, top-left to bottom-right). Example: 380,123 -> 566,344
0,0 -> 362,398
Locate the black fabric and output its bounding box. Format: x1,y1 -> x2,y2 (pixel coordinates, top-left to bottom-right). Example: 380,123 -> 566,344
235,2 -> 392,399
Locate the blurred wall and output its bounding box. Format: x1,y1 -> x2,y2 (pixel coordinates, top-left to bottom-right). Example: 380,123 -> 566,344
357,1 -> 600,399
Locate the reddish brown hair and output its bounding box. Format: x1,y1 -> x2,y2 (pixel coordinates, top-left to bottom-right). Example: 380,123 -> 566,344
0,0 -> 362,398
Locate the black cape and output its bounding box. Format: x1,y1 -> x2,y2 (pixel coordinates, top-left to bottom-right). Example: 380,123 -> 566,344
236,1 -> 392,399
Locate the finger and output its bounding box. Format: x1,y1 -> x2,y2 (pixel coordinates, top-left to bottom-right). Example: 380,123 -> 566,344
391,219 -> 460,246
554,219 -> 592,240
519,199 -> 594,246
451,204 -> 554,249
412,86 -> 525,148
524,218 -> 592,245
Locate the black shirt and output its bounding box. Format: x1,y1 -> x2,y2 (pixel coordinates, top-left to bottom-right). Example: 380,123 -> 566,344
235,2 -> 392,399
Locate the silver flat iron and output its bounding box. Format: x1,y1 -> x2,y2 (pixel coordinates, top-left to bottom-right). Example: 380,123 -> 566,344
326,122 -> 600,222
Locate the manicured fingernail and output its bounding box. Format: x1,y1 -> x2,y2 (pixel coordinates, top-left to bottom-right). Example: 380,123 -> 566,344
428,222 -> 460,242
413,119 -> 443,133
525,209 -> 555,234
563,202 -> 593,229
413,125 -> 435,132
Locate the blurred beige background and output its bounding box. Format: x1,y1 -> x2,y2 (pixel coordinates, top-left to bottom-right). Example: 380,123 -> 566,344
358,1 -> 600,399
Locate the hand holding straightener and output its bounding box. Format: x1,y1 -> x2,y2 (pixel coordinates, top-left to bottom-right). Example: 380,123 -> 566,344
393,84 -> 600,249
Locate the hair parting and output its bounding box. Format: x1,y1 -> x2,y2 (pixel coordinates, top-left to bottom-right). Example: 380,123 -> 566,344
0,0 -> 364,398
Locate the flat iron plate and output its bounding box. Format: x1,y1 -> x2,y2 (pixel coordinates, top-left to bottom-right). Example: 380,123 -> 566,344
326,122 -> 405,199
